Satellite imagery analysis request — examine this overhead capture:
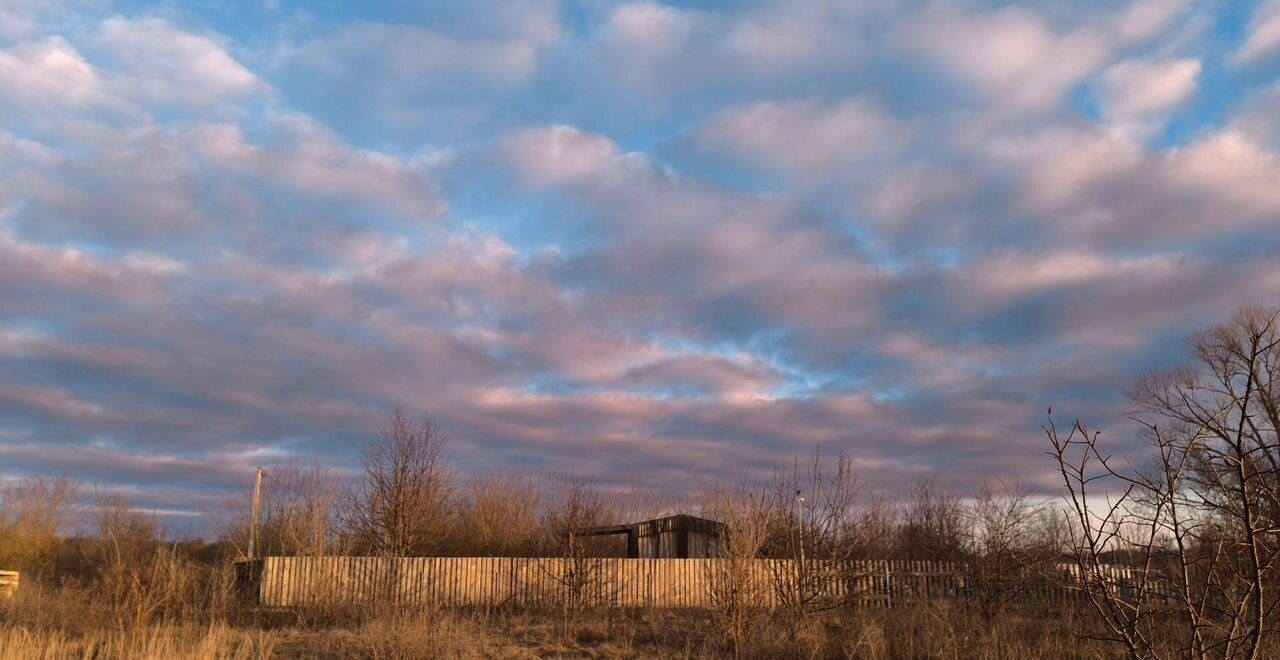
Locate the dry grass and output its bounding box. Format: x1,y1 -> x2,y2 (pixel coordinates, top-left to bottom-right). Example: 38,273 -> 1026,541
0,624 -> 275,660
1,584 -> 1134,660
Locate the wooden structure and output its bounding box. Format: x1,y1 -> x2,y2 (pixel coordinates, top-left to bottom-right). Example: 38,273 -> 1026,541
0,571 -> 17,600
239,557 -> 1143,609
573,514 -> 726,559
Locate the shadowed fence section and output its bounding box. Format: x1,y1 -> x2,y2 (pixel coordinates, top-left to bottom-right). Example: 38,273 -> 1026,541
241,557 -> 1143,609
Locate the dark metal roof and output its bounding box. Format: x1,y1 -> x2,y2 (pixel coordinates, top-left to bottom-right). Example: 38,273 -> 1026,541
573,513 -> 725,537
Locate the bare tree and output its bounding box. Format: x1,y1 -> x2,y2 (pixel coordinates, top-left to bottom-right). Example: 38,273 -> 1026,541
852,493 -> 897,560
765,448 -> 866,637
94,493 -> 162,566
701,481 -> 775,659
540,473 -> 613,634
342,410 -> 454,557
1046,302 -> 1280,659
895,477 -> 966,561
450,470 -> 540,556
0,475 -> 79,578
1047,415 -> 1188,658
218,460 -> 344,559
962,478 -> 1053,620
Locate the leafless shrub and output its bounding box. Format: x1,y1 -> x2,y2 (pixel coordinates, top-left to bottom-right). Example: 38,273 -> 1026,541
896,477 -> 966,561
449,470 -> 540,557
91,495 -> 237,629
341,410 -> 455,557
540,474 -> 614,635
92,493 -> 161,565
0,475 -> 79,578
852,493 -> 896,560
701,481 -> 775,659
217,460 -> 343,559
962,478 -> 1055,620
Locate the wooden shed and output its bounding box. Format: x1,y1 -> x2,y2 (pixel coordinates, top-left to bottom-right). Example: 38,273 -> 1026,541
573,514 -> 726,558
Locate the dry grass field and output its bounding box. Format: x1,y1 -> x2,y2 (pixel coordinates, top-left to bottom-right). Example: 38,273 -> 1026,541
1,583 -> 1129,660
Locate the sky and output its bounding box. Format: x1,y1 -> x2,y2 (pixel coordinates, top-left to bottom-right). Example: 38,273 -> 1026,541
2,0 -> 1280,532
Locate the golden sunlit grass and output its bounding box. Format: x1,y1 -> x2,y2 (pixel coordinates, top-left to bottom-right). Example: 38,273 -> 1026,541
2,584 -> 1135,660
0,624 -> 275,660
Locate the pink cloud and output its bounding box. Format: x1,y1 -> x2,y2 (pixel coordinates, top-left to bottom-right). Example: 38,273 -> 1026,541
691,98 -> 911,179
95,17 -> 267,106
1234,0 -> 1280,64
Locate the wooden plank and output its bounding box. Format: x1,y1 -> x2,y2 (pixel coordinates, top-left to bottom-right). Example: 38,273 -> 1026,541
0,570 -> 17,600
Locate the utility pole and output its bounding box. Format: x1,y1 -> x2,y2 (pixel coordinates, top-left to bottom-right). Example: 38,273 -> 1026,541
249,466 -> 264,560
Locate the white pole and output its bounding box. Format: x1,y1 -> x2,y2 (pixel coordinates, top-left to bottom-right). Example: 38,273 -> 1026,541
794,490 -> 805,564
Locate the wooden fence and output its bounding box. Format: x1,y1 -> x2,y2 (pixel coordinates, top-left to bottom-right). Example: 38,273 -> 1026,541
0,571 -> 17,600
241,557 -> 1142,609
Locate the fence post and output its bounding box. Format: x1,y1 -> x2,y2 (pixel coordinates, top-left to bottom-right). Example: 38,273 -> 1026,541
884,562 -> 893,609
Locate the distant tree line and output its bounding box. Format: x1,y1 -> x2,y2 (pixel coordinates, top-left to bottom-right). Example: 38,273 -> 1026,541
203,411 -> 1067,566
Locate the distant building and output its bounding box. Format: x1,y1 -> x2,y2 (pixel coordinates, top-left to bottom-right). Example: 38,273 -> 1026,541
572,514 -> 726,558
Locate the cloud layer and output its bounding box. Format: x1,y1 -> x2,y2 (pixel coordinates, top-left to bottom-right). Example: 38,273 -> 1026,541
1,0 -> 1278,532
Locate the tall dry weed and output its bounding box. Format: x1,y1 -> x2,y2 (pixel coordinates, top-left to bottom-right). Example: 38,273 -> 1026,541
0,623 -> 275,660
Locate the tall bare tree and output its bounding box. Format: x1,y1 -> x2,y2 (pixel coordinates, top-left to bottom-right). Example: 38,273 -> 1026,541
765,448 -> 866,637
1048,305 -> 1280,659
342,410 -> 454,556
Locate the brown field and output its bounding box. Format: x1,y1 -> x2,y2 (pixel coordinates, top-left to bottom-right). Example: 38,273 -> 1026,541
1,582 -> 1127,660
